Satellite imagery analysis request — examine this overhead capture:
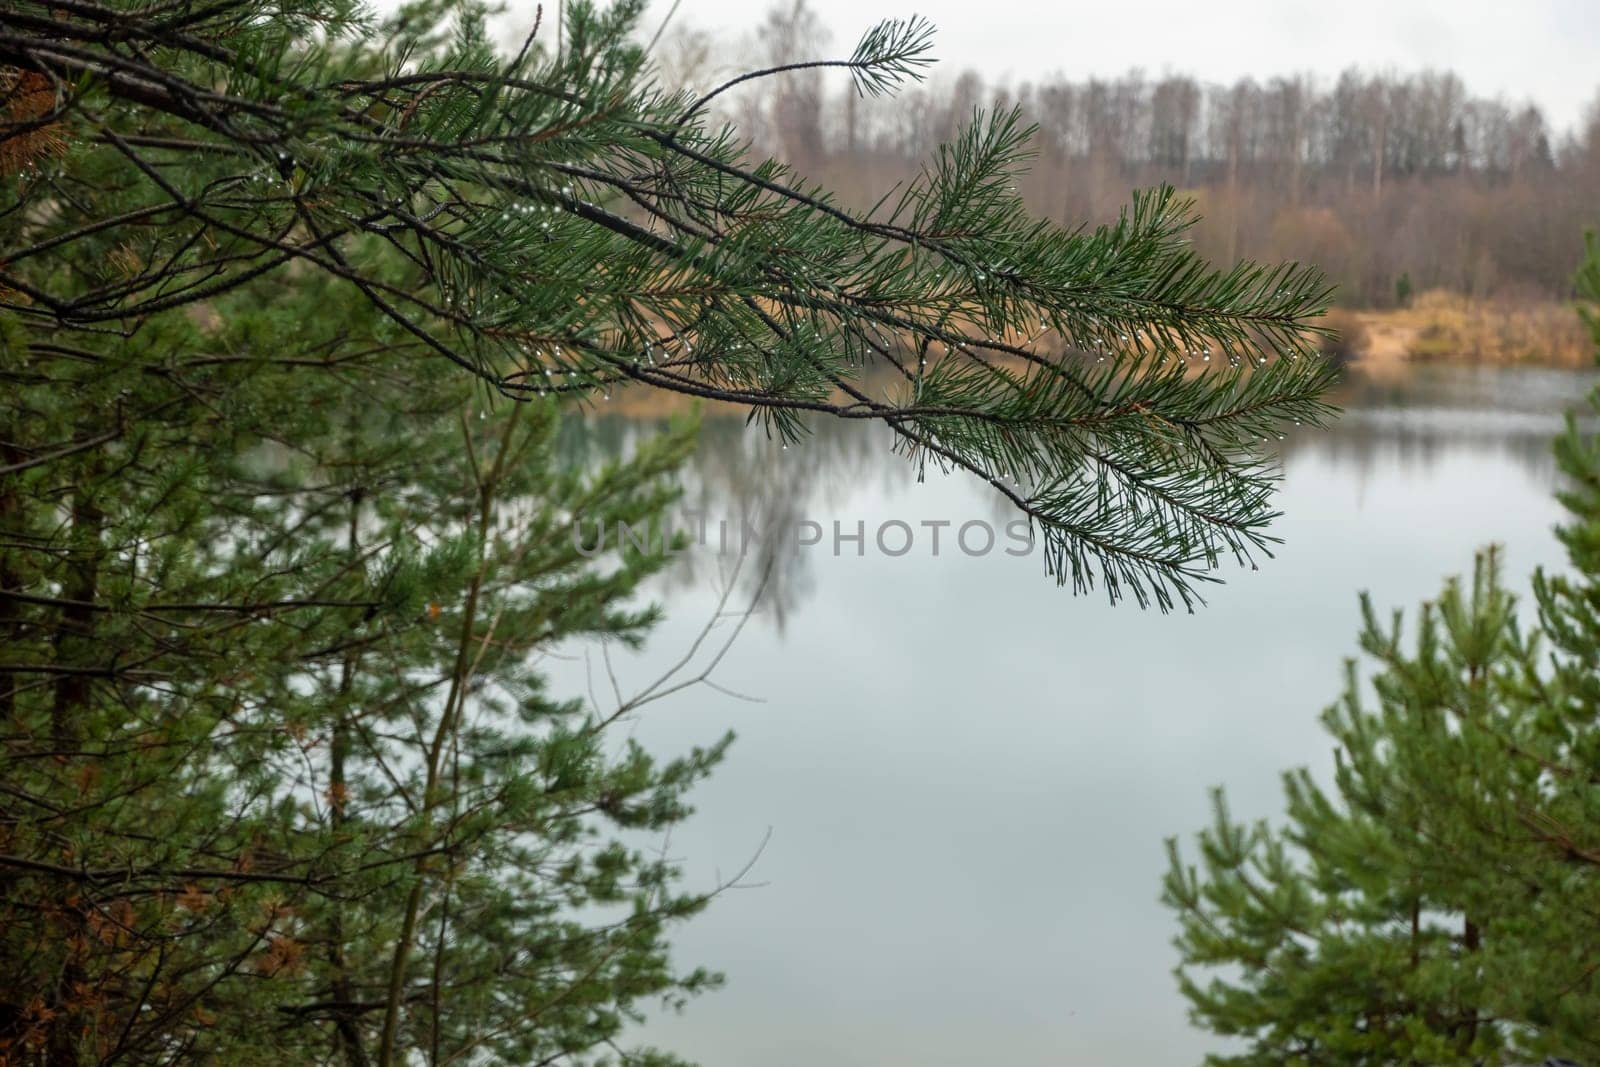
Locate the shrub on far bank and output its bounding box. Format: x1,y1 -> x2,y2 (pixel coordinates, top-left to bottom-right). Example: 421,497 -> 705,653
1323,290 -> 1594,369
1403,289 -> 1593,365
1316,308 -> 1371,365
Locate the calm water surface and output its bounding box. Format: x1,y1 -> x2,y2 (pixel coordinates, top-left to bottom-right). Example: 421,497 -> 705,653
550,364 -> 1595,1066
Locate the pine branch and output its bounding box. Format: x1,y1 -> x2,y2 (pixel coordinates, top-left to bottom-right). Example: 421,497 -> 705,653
0,0 -> 1338,607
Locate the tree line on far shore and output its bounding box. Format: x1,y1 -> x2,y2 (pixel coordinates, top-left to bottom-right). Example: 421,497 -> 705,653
662,1 -> 1600,307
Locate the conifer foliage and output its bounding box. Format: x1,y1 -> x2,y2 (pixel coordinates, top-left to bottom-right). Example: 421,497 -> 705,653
1163,239 -> 1600,1064
0,1 -> 1339,1062
0,0 -> 1335,609
0,251 -> 746,1063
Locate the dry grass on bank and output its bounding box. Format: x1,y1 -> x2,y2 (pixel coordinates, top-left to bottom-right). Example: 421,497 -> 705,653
1338,291 -> 1593,369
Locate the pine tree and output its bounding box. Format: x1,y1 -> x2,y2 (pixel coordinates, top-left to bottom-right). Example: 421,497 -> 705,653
0,240 -> 757,1064
0,0 -> 1336,610
1161,237 -> 1600,1064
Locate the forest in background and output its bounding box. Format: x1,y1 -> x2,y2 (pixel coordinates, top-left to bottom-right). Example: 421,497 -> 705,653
657,3 -> 1600,311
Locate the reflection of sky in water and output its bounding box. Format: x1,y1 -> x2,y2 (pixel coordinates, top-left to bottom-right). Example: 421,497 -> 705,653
547,365 -> 1596,1067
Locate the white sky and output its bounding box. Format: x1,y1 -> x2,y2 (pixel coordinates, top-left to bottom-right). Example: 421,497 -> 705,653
582,0 -> 1600,136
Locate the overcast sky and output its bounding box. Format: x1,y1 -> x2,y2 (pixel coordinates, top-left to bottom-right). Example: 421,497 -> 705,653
528,0 -> 1599,135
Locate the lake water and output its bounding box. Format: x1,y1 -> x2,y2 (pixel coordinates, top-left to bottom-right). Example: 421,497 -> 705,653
549,363 -> 1596,1066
